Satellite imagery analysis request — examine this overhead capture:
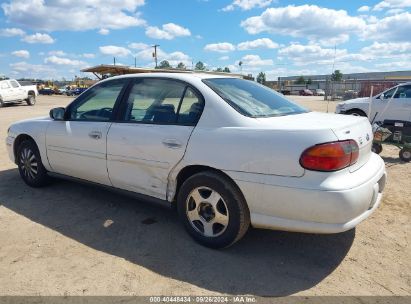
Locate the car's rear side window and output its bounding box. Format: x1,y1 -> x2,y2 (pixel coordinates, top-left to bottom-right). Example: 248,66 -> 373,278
121,78 -> 204,126
203,78 -> 308,118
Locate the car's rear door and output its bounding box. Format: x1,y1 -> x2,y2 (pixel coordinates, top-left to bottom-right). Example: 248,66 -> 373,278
107,77 -> 204,200
46,78 -> 129,185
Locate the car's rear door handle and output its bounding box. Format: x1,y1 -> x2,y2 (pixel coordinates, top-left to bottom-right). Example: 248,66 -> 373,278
88,131 -> 102,140
162,139 -> 182,149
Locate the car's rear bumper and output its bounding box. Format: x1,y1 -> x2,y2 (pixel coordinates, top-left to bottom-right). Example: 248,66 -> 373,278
228,153 -> 386,234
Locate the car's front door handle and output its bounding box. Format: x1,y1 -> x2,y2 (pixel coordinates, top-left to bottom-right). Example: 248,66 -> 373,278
162,139 -> 182,149
88,131 -> 102,140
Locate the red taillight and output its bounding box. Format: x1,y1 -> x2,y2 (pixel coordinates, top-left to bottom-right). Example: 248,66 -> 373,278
300,140 -> 359,172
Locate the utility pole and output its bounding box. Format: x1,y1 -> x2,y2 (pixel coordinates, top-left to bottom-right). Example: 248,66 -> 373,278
134,57 -> 137,68
152,44 -> 160,68
113,57 -> 116,66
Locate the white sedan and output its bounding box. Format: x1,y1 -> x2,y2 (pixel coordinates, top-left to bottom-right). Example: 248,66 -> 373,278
6,73 -> 386,248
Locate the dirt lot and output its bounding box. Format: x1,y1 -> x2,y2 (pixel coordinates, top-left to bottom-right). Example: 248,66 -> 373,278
0,95 -> 410,296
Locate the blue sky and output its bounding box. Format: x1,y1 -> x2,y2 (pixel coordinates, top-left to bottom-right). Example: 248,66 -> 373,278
0,0 -> 410,80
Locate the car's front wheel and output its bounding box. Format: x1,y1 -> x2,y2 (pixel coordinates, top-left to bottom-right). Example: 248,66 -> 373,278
177,171 -> 250,249
17,140 -> 49,187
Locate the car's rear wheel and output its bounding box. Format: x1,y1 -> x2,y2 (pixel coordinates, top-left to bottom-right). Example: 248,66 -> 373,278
0,97 -> 4,107
177,171 -> 250,249
346,109 -> 366,117
26,93 -> 36,106
17,140 -> 49,187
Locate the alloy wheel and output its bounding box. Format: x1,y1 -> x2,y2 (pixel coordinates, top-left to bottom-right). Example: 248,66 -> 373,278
186,186 -> 229,237
19,147 -> 38,180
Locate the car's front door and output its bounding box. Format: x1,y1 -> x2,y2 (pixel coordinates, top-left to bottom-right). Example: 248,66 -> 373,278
46,79 -> 128,185
107,78 -> 204,199
372,85 -> 411,122
9,80 -> 24,100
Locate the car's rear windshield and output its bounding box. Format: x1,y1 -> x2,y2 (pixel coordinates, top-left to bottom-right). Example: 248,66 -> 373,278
203,78 -> 308,118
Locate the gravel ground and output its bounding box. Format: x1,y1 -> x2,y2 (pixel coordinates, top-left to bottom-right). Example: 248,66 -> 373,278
0,95 -> 409,296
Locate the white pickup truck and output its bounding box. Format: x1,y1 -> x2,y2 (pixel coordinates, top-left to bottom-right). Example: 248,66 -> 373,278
0,79 -> 38,107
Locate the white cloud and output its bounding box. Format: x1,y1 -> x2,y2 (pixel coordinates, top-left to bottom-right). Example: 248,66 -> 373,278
278,43 -> 348,65
237,38 -> 278,50
240,54 -> 273,67
45,56 -> 87,66
373,0 -> 411,11
0,27 -> 25,36
48,50 -> 66,56
82,53 -> 95,58
2,0 -> 146,31
134,48 -> 191,67
99,45 -> 131,57
204,42 -> 235,53
11,49 -> 29,58
361,12 -> 411,41
128,42 -> 149,50
357,6 -> 370,12
219,56 -> 230,60
98,28 -> 110,35
10,61 -> 57,78
222,0 -> 274,11
22,33 -> 54,44
241,5 -> 365,44
361,42 -> 411,56
145,23 -> 191,40
386,8 -> 405,15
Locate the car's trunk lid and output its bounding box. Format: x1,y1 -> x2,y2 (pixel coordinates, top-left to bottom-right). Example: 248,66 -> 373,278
254,112 -> 373,173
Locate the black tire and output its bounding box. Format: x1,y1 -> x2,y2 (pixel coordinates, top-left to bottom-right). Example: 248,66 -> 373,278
346,109 -> 367,117
177,171 -> 250,249
16,140 -> 49,187
0,97 -> 4,108
399,149 -> 411,162
26,93 -> 36,106
372,143 -> 383,154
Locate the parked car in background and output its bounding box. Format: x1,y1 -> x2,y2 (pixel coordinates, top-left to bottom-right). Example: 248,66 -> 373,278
6,73 -> 386,248
336,82 -> 411,122
54,88 -> 67,95
314,89 -> 325,96
0,79 -> 37,107
38,88 -> 54,95
299,89 -> 313,96
343,90 -> 359,101
66,87 -> 87,96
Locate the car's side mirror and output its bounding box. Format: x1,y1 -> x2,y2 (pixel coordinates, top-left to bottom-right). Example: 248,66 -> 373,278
50,107 -> 66,120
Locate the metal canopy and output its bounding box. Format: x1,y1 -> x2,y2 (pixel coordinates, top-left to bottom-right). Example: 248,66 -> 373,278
81,64 -> 246,80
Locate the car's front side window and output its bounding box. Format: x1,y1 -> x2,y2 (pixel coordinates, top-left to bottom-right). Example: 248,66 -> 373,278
122,78 -> 204,125
10,81 -> 19,88
203,78 -> 307,118
68,79 -> 127,121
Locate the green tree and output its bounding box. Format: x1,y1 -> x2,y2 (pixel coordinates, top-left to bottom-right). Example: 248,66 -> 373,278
214,67 -> 223,72
307,78 -> 313,85
257,72 -> 266,85
157,60 -> 171,69
296,76 -> 306,84
223,67 -> 231,73
176,62 -> 186,70
195,61 -> 206,70
331,70 -> 343,81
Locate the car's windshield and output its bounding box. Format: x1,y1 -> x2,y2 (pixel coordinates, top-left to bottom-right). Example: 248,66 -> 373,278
203,78 -> 308,117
